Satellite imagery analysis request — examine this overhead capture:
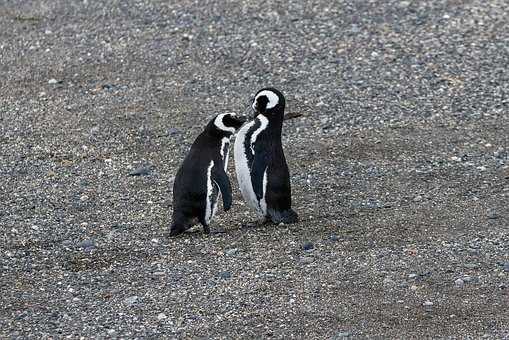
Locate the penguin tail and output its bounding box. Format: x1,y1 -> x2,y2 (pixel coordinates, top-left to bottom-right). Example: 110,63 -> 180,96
269,208 -> 299,224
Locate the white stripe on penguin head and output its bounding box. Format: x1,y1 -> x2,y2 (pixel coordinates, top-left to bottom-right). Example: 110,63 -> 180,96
252,90 -> 279,110
214,113 -> 237,133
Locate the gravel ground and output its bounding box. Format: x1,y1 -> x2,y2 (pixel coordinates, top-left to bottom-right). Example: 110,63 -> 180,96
1,0 -> 509,338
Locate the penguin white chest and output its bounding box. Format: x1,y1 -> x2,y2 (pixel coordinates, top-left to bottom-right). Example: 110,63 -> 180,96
234,116 -> 269,216
220,137 -> 230,171
205,160 -> 219,225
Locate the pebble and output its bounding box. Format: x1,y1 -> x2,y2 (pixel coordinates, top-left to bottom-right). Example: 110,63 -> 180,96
383,277 -> 396,287
124,296 -> 139,305
330,234 -> 340,242
78,239 -> 95,250
410,285 -> 418,291
408,273 -> 417,279
300,257 -> 314,264
302,242 -> 314,251
487,210 -> 499,219
423,301 -> 433,307
48,78 -> 59,84
168,127 -> 180,136
503,263 -> 509,272
225,248 -> 239,256
462,276 -> 473,283
157,313 -> 167,320
413,195 -> 423,202
218,271 -> 231,279
334,331 -> 352,338
464,263 -> 478,269
454,278 -> 464,286
129,166 -> 151,176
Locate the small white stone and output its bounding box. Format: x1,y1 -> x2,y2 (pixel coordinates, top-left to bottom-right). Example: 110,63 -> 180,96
410,285 -> 418,291
48,78 -> 58,84
423,300 -> 433,306
157,313 -> 167,320
454,278 -> 464,286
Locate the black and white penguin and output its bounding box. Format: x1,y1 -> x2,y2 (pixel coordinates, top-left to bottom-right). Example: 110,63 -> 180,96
170,113 -> 245,236
234,87 -> 298,224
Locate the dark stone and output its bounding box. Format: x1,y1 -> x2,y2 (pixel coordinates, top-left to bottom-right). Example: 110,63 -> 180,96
303,242 -> 314,251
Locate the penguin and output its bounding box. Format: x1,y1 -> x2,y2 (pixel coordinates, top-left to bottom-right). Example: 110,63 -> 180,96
170,113 -> 245,236
234,87 -> 299,224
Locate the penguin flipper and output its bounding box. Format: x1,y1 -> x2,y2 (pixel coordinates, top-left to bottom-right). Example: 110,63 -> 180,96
250,148 -> 269,201
212,167 -> 232,211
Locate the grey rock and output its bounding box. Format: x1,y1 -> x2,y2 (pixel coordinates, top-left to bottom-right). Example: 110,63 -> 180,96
302,242 -> 314,251
503,263 -> 509,272
454,278 -> 464,286
218,271 -> 231,279
78,239 -> 95,250
462,276 -> 473,283
330,234 -> 340,242
225,248 -> 239,256
383,277 -> 396,287
333,331 -> 352,339
129,166 -> 152,176
487,210 -> 499,219
300,257 -> 314,264
124,296 -> 139,305
168,128 -> 180,136
464,263 -> 478,269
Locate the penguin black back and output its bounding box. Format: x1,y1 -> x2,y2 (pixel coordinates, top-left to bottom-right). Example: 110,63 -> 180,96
234,88 -> 298,225
170,113 -> 245,236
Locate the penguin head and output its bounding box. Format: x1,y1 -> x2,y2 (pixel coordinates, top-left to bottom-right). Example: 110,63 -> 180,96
208,113 -> 246,136
252,87 -> 285,119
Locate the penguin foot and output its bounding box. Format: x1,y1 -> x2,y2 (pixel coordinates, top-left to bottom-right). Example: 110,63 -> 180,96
169,222 -> 193,237
269,209 -> 299,224
202,224 -> 210,235
169,226 -> 185,237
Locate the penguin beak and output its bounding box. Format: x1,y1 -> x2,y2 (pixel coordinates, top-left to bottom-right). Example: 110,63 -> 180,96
236,115 -> 248,125
241,104 -> 255,119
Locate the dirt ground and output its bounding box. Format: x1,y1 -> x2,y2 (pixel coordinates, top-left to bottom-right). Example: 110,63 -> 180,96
1,0 -> 508,338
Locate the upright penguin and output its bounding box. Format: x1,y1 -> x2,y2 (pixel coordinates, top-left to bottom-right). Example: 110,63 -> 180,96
234,87 -> 298,224
170,113 -> 245,236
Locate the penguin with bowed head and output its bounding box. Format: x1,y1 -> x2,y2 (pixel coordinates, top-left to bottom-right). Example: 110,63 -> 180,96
170,113 -> 245,236
234,87 -> 299,225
